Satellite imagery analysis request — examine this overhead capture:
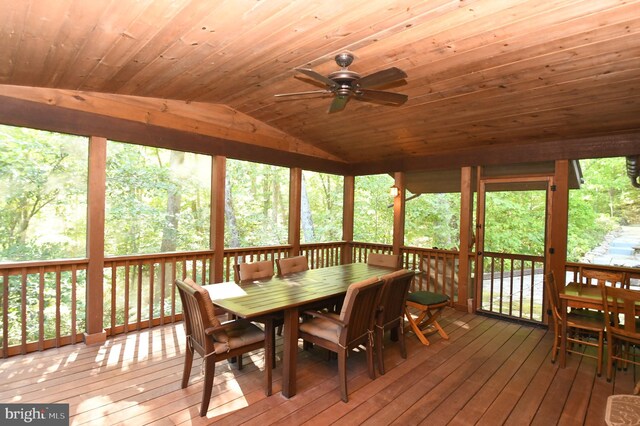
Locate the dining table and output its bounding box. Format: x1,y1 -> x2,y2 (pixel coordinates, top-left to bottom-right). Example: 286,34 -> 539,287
202,262 -> 395,398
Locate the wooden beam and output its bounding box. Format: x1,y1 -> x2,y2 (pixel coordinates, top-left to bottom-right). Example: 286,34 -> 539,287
84,136 -> 107,345
457,166 -> 474,312
392,172 -> 405,255
350,133 -> 640,175
0,94 -> 349,175
342,175 -> 355,264
549,160 -> 570,287
288,168 -> 302,256
211,156 -> 226,283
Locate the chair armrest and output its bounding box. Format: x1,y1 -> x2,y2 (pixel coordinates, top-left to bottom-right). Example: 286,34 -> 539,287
302,310 -> 347,328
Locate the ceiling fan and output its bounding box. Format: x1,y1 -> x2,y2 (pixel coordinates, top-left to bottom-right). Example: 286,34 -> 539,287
274,52 -> 408,113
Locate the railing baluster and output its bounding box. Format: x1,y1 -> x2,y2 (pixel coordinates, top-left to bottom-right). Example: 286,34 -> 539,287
38,267 -> 45,352
124,260 -> 130,333
2,271 -> 7,358
55,266 -> 61,347
20,269 -> 27,355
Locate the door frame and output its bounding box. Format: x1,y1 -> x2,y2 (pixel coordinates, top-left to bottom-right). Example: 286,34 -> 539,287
474,173 -> 554,323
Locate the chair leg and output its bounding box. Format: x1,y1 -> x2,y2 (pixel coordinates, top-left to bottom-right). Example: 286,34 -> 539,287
607,338 -> 614,382
405,307 -> 431,346
367,338 -> 376,381
200,356 -> 216,416
182,340 -> 194,388
237,353 -> 243,370
398,323 -> 407,359
376,327 -> 385,375
596,330 -> 603,377
338,349 -> 348,403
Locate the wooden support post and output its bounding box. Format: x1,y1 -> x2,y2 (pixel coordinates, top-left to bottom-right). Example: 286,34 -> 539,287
342,175 -> 355,264
458,167 -> 474,312
549,160 -> 570,286
84,136 -> 107,345
289,167 -> 302,256
392,172 -> 405,256
211,156 -> 226,283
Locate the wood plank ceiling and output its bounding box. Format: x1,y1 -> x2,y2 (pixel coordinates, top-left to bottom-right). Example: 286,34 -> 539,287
1,0 -> 640,174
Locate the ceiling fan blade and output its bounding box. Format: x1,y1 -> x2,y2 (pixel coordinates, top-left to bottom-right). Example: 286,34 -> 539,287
328,95 -> 349,113
358,67 -> 407,89
295,68 -> 338,88
274,89 -> 332,97
356,89 -> 408,105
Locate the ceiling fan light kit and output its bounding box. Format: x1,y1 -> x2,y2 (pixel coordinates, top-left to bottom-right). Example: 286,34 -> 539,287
275,52 -> 408,113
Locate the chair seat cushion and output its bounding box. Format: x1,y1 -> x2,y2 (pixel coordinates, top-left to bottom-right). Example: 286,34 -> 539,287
407,291 -> 450,306
213,320 -> 265,354
299,313 -> 341,344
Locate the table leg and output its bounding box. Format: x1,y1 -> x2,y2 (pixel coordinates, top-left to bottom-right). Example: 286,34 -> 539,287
560,298 -> 567,367
264,317 -> 273,396
282,307 -> 299,398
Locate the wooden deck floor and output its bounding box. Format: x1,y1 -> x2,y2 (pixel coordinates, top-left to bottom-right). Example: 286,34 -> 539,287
1,309 -> 637,425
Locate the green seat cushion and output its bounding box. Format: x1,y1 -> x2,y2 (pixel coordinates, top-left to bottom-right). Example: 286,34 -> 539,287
407,291 -> 450,306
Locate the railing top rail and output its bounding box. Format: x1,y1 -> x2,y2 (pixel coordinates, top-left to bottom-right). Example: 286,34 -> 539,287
401,246 -> 460,255
483,251 -> 545,262
0,258 -> 89,272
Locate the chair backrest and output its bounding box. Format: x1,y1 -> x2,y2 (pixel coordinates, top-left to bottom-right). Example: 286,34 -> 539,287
176,278 -> 228,355
367,253 -> 400,269
378,269 -> 414,327
581,268 -> 626,289
601,284 -> 640,340
237,260 -> 274,283
276,255 -> 309,276
543,272 -> 562,323
338,277 -> 384,346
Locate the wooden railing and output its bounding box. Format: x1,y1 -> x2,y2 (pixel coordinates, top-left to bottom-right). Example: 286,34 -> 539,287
350,242 -> 462,305
0,259 -> 88,357
102,250 -> 214,336
478,252 -> 546,322
6,240 -> 633,357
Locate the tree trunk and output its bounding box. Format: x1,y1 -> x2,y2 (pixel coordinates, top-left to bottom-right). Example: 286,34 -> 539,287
225,174 -> 240,248
160,151 -> 184,252
301,174 -> 315,242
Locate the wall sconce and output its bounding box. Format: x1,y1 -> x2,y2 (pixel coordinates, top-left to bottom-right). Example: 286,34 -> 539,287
389,185 -> 400,198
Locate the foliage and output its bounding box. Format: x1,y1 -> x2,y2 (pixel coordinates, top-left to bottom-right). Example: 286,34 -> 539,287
405,192 -> 460,249
105,142 -> 211,255
353,174 -> 394,244
225,159 -> 289,247
484,190 -> 546,256
301,171 -> 343,243
0,125 -> 87,261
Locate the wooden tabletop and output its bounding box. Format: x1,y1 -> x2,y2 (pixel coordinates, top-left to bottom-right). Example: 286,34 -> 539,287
203,263 -> 395,318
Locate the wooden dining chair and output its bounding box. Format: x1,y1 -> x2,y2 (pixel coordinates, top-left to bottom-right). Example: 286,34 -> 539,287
236,259 -> 284,344
375,269 -> 414,375
600,283 -> 640,384
176,277 -> 272,416
367,252 -> 401,269
298,276 -> 384,402
276,255 -> 309,275
544,272 -> 605,376
235,259 -> 275,283
580,268 -> 626,289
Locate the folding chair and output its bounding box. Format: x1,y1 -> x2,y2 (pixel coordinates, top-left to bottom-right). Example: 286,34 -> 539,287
404,290 -> 450,346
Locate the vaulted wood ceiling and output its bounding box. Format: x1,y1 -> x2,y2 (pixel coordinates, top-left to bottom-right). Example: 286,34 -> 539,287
1,0 -> 640,175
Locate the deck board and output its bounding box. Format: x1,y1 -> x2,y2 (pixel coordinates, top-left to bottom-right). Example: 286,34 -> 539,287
0,309 -> 634,425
